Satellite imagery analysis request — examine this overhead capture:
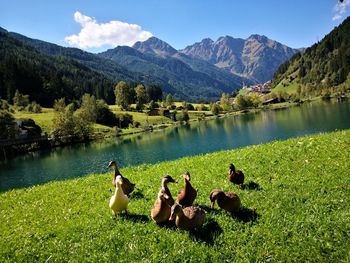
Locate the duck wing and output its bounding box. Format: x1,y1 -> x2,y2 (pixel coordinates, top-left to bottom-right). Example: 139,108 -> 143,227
151,197 -> 171,224
121,176 -> 135,195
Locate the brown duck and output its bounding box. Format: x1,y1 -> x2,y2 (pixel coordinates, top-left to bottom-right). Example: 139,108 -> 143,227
170,203 -> 206,231
177,171 -> 197,207
210,189 -> 241,214
159,175 -> 176,206
108,161 -> 135,196
151,192 -> 172,224
150,175 -> 176,224
228,163 -> 245,185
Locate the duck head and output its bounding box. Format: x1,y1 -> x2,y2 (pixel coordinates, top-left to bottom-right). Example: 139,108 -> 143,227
108,160 -> 117,169
209,189 -> 224,208
162,175 -> 177,185
170,203 -> 183,220
229,163 -> 235,171
115,175 -> 123,185
182,171 -> 191,181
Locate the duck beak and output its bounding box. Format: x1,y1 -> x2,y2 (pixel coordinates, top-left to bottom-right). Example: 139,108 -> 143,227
210,201 -> 215,209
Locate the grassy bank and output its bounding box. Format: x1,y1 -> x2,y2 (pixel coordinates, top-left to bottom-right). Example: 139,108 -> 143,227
1,130 -> 350,262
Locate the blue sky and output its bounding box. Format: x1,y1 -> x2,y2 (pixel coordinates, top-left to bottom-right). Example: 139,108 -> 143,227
1,0 -> 349,53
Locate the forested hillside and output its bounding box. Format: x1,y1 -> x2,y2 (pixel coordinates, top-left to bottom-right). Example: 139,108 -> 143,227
272,16 -> 350,91
0,31 -> 115,106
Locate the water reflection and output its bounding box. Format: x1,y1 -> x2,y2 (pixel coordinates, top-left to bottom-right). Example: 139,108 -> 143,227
1,100 -> 350,192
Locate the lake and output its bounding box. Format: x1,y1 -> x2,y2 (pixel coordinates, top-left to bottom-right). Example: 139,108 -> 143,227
1,99 -> 350,192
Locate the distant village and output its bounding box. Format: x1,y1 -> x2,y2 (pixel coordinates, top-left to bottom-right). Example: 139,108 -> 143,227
240,80 -> 272,94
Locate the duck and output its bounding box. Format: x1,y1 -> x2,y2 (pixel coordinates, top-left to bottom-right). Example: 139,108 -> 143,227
151,192 -> 172,224
228,163 -> 245,185
150,175 -> 176,224
177,171 -> 197,207
158,175 -> 176,206
209,189 -> 241,214
109,175 -> 128,215
108,160 -> 135,196
170,203 -> 206,231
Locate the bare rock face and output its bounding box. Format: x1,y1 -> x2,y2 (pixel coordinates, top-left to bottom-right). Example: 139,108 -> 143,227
180,34 -> 299,84
133,37 -> 177,58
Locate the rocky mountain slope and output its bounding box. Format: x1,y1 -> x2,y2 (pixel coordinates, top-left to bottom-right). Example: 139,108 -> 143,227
180,35 -> 299,83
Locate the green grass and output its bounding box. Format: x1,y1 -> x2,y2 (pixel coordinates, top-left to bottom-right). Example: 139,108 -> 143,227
238,88 -> 250,96
14,108 -> 55,133
13,107 -> 173,135
272,82 -> 301,94
1,130 -> 350,262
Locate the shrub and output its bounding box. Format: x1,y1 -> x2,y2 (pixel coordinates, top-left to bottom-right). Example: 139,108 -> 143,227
210,103 -> 221,115
26,101 -> 42,113
95,100 -> 118,127
0,110 -> 18,139
177,110 -> 190,123
115,113 -> 133,128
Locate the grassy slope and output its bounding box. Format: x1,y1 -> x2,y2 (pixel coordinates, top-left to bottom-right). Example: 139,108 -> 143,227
14,108 -> 55,133
1,130 -> 349,262
13,107 -> 174,134
271,82 -> 301,94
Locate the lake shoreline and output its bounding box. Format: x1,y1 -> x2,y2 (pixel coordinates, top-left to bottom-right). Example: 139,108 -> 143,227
0,95 -> 348,161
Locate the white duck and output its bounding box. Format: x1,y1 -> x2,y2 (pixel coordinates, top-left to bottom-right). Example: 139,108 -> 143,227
109,175 -> 128,215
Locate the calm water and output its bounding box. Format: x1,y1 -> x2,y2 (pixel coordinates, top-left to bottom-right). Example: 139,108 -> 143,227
1,100 -> 350,192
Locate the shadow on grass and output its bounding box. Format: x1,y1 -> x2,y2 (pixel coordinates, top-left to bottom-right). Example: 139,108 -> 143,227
241,181 -> 262,191
120,213 -> 150,223
189,218 -> 223,246
129,188 -> 146,199
156,219 -> 177,229
233,206 -> 259,223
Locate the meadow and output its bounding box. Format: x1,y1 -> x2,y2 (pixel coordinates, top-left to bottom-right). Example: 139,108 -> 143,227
0,130 -> 349,262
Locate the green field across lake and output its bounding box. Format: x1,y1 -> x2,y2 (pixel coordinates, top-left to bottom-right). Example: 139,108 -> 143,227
1,130 -> 349,262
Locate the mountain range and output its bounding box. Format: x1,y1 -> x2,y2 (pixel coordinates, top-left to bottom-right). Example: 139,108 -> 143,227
0,26 -> 299,103
180,35 -> 299,83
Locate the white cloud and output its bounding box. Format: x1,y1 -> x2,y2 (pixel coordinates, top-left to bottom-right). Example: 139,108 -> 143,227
332,0 -> 350,20
65,11 -> 153,49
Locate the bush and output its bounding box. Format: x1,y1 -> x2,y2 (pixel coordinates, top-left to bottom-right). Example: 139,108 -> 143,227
13,90 -> 29,111
210,103 -> 221,115
196,104 -> 209,111
115,113 -> 133,128
51,109 -> 92,144
0,110 -> 18,139
53,98 -> 66,112
26,101 -> 42,113
0,99 -> 10,111
186,103 -> 195,110
95,100 -> 118,127
177,110 -> 190,123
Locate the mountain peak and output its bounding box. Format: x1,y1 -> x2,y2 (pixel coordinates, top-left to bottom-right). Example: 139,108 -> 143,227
181,34 -> 299,83
247,34 -> 270,43
133,36 -> 177,57
201,38 -> 214,44
0,26 -> 8,33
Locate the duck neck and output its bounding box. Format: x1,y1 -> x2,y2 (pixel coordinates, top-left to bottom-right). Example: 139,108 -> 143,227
176,208 -> 184,219
115,184 -> 125,197
161,181 -> 170,194
184,179 -> 192,189
114,167 -> 121,180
